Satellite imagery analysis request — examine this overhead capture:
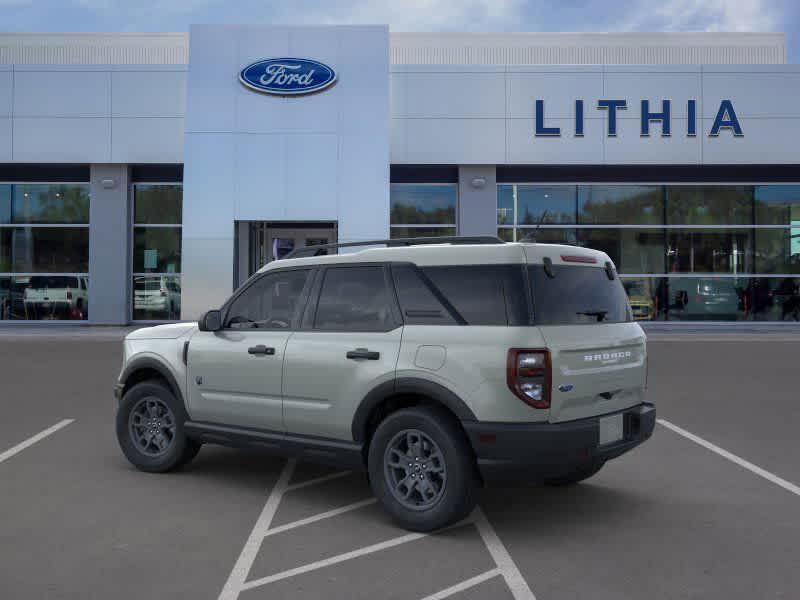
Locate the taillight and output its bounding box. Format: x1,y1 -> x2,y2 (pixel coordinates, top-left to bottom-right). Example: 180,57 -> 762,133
507,348 -> 551,409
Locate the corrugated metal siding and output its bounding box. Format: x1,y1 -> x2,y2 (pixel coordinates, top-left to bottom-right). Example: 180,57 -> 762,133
0,32 -> 785,66
391,43 -> 785,66
0,33 -> 189,65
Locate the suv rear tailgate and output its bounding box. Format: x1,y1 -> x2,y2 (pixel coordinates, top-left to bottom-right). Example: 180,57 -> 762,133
540,322 -> 646,422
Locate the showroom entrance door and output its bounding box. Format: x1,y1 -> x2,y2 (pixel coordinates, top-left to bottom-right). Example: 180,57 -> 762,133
244,222 -> 337,280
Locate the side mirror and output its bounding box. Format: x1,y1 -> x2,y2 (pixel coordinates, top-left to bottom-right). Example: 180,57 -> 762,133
198,309 -> 222,332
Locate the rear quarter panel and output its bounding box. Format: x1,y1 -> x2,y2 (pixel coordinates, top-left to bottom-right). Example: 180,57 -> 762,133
397,325 -> 551,423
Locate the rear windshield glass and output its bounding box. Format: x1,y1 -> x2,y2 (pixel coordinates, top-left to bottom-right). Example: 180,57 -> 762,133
529,265 -> 632,325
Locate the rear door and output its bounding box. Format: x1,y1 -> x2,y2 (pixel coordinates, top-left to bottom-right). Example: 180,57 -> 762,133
282,264 -> 402,441
527,260 -> 647,423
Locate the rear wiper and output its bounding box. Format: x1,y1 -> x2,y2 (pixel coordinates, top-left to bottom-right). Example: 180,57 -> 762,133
576,310 -> 608,322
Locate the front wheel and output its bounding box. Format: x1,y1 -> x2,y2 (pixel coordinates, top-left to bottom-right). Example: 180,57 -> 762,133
368,406 -> 477,532
116,380 -> 201,473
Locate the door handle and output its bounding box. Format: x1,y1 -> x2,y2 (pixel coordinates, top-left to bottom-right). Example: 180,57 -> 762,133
248,345 -> 275,356
346,348 -> 380,360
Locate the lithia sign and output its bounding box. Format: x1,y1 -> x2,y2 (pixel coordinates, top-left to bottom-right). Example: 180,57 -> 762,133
535,99 -> 743,138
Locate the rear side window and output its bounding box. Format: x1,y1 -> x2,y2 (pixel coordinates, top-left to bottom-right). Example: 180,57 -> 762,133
315,266 -> 394,331
391,265 -> 457,325
420,265 -> 528,326
529,265 -> 632,325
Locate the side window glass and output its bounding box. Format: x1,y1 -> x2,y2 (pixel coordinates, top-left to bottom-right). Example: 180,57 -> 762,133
421,265 -> 528,326
391,265 -> 456,325
226,269 -> 309,329
314,267 -> 394,331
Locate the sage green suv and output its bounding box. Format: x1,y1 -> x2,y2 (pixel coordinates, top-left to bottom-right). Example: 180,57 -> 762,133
115,237 -> 655,532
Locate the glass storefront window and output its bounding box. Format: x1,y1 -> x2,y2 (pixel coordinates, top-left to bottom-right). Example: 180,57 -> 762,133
666,277 -> 749,321
516,185 -> 575,224
133,227 -> 181,273
133,185 -> 182,225
579,185 -> 663,225
578,229 -> 665,274
1,184 -> 90,225
132,184 -> 183,320
132,275 -> 181,320
666,229 -> 753,274
666,186 -> 752,225
1,183 -> 89,321
754,185 -> 800,225
390,183 -> 457,239
755,228 -> 800,274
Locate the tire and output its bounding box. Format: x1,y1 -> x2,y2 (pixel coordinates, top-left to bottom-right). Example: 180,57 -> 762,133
543,461 -> 605,486
116,380 -> 201,473
368,406 -> 477,532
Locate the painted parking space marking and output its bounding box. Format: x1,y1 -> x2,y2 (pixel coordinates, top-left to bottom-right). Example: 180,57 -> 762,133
658,418 -> 800,497
285,470 -> 352,492
0,419 -> 75,465
420,568 -> 501,600
262,498 -> 377,538
219,457 -> 538,600
218,458 -> 297,600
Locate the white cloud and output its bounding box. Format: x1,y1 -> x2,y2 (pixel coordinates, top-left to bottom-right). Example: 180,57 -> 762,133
622,0 -> 780,32
284,0 -> 524,31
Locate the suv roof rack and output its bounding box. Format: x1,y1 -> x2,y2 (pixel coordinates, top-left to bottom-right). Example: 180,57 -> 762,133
284,235 -> 505,259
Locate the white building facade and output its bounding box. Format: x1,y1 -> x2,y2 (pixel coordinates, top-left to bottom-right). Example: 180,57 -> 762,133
1,28 -> 799,323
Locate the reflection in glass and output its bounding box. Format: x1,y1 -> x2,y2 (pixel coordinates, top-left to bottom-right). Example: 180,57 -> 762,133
133,275 -> 181,320
666,186 -> 752,225
579,186 -> 663,225
390,227 -> 457,239
0,275 -> 88,320
754,185 -> 800,225
579,229 -> 665,274
133,227 -> 181,273
666,277 -> 747,321
751,278 -> 800,321
390,184 -> 456,225
497,185 -> 514,225
1,228 -> 90,273
666,229 -> 752,274
516,185 -> 576,224
3,184 -> 90,225
134,185 -> 183,225
755,228 -> 800,274
621,278 -> 665,321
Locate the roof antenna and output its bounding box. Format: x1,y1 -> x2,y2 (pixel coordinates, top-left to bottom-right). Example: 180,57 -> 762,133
519,210 -> 548,243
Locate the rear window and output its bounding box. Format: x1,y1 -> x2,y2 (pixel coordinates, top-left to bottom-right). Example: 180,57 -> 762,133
529,265 -> 632,325
420,265 -> 528,326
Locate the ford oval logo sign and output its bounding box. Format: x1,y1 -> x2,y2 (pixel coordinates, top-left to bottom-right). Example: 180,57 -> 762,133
239,58 -> 337,96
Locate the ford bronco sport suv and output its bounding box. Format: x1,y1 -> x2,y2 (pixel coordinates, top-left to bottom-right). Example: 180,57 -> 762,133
115,237 -> 654,532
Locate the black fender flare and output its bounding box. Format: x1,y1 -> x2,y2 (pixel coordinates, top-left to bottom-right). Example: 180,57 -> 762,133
118,357 -> 183,405
351,377 -> 477,443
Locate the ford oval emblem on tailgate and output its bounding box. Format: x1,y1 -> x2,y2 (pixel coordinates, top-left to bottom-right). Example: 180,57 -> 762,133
239,58 -> 337,96
558,384 -> 574,392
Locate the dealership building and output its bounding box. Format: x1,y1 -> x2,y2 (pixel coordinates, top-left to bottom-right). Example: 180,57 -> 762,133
0,27 -> 799,324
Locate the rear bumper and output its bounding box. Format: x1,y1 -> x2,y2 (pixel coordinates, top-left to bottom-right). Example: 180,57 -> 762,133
463,403 -> 655,483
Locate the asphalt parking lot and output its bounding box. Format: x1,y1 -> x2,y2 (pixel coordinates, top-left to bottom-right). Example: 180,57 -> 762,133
1,329 -> 799,599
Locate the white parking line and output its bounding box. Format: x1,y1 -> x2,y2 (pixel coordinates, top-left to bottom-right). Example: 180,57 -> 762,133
285,470 -> 352,492
263,498 -> 377,538
240,530 -> 429,591
658,418 -> 800,497
474,507 -> 537,600
419,568 -> 501,600
218,458 -> 297,600
0,419 -> 75,464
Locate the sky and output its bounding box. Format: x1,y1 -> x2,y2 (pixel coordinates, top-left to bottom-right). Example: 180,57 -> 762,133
0,0 -> 797,62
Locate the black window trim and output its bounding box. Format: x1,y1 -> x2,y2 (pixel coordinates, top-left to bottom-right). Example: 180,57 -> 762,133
308,263 -> 403,333
388,261 -> 466,326
220,265 -> 316,332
